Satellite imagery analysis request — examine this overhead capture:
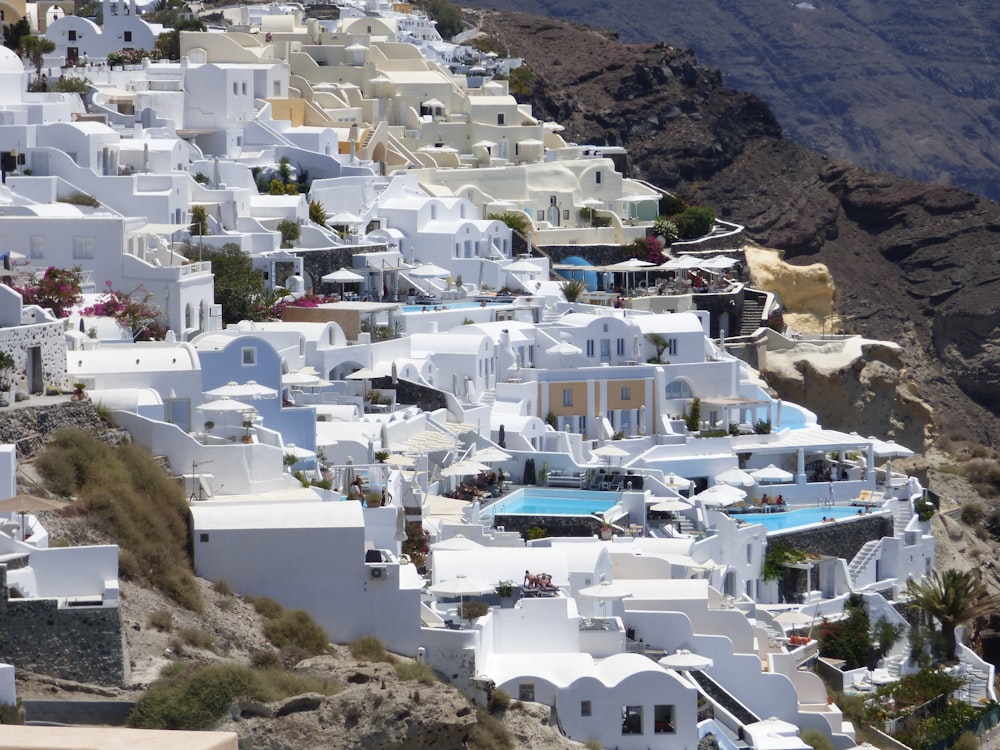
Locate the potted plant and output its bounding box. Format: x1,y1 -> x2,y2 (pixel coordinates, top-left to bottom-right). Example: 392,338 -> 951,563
203,420 -> 215,435
495,579 -> 515,607
283,453 -> 298,471
45,382 -> 60,396
374,450 -> 390,463
71,382 -> 87,401
600,523 -> 614,540
241,417 -> 254,443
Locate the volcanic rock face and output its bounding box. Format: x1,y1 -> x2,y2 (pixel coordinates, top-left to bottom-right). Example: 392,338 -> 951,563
464,0 -> 1000,203
473,10 -> 1000,443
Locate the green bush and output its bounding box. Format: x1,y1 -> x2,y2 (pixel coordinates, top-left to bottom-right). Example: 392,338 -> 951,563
659,193 -> 686,216
129,662 -> 336,730
246,595 -> 284,620
261,609 -> 328,656
467,705 -> 513,749
37,430 -> 202,612
801,729 -> 834,750
461,600 -> 490,620
348,635 -> 389,663
394,661 -> 437,684
487,211 -> 531,235
674,206 -> 716,239
951,731 -> 980,750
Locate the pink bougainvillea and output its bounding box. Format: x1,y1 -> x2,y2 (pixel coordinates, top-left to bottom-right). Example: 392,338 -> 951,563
83,282 -> 167,341
14,266 -> 83,319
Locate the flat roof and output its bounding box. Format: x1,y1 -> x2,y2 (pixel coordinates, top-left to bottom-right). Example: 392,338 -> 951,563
0,725 -> 237,749
189,500 -> 363,531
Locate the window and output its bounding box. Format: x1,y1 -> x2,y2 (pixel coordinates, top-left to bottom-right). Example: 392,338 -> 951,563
665,379 -> 692,400
595,170 -> 602,184
28,236 -> 44,259
518,683 -> 534,701
581,700 -> 592,717
72,237 -> 95,260
586,340 -> 594,357
653,705 -> 675,734
273,80 -> 281,96
562,388 -> 572,407
537,210 -> 544,221
617,338 -> 625,356
497,113 -> 505,125
68,29 -> 77,40
562,209 -> 569,220
124,31 -> 132,42
233,82 -> 238,95
622,705 -> 643,735
746,543 -> 753,564
621,386 -> 631,401
199,533 -> 210,543
241,82 -> 247,95
241,347 -> 256,366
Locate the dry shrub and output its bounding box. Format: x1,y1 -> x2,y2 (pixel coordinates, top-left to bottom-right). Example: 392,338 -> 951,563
147,609 -> 174,632
261,609 -> 328,657
488,687 -> 511,712
37,429 -> 202,612
178,627 -> 216,653
212,578 -> 233,597
467,705 -> 512,749
394,661 -> 437,684
960,459 -> 1000,497
250,649 -> 281,669
349,635 -> 389,663
252,667 -> 339,702
246,595 -> 284,620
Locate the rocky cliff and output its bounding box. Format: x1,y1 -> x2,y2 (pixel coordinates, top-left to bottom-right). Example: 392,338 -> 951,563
472,9 -> 1000,445
464,0 -> 1000,203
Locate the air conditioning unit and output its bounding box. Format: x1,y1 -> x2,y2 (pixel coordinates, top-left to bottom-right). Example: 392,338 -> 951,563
369,566 -> 386,579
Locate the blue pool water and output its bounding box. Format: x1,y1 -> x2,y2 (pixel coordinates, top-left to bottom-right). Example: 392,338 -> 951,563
481,489 -> 617,518
401,301 -> 506,312
731,505 -> 869,532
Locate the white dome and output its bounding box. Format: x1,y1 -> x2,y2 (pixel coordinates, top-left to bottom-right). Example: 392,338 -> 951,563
0,46 -> 23,74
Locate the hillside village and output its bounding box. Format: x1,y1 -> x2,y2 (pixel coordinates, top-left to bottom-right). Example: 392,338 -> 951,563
0,1 -> 992,748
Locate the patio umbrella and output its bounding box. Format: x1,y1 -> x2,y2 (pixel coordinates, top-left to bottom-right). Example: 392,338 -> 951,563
547,340 -> 582,366
663,472 -> 691,490
693,484 -> 746,507
282,372 -> 320,387
592,444 -> 629,465
661,255 -> 702,270
197,397 -> 254,413
283,443 -> 316,461
322,267 -> 365,296
504,259 -> 544,274
750,464 -> 794,484
204,380 -> 277,400
471,447 -> 512,463
430,534 -> 484,551
427,574 -> 494,619
658,649 -> 713,671
650,498 -> 692,513
441,460 -> 491,478
578,579 -> 631,617
714,468 -> 756,487
410,262 -> 449,278
773,610 -> 814,629
0,493 -> 68,539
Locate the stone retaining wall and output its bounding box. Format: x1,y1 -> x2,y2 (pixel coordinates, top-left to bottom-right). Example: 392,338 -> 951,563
0,568 -> 126,685
493,514 -> 606,539
772,514 -> 893,561
0,400 -> 126,459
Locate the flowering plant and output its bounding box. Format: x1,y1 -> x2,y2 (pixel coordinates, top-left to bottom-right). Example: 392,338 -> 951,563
82,281 -> 166,341
14,266 -> 82,318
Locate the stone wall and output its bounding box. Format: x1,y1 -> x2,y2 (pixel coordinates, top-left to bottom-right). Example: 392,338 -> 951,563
0,400 -> 127,459
0,320 -> 66,394
0,567 -> 127,685
295,245 -> 388,293
772,514 -> 893,561
368,376 -> 446,415
493,513 -> 607,539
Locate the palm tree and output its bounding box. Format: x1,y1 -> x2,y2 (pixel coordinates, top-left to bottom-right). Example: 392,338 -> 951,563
559,278 -> 586,303
906,569 -> 1000,661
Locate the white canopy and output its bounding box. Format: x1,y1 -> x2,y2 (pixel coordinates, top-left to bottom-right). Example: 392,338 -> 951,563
322,267 -> 365,284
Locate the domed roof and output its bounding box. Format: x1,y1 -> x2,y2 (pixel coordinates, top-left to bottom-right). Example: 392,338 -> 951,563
0,46 -> 23,74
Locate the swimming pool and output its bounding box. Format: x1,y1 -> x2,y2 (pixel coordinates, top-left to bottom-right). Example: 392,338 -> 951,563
731,505 -> 871,532
401,300 -> 507,313
481,488 -> 618,519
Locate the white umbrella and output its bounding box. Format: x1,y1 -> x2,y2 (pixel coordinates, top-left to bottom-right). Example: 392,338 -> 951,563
714,468 -> 756,487
579,197 -> 603,209
774,610 -> 814,628
282,371 -> 320,387
441,460 -> 491,478
698,256 -> 739,269
605,258 -> 655,271
322,267 -> 365,284
346,364 -> 391,380
663,472 -> 691,490
410,262 -> 450,278
546,341 -> 583,356
421,98 -> 445,109
427,574 -> 494,619
430,534 -> 484,551
750,464 -> 794,484
197,397 -> 255,413
661,255 -> 702,270
592,444 -> 629,465
694,484 -> 746,507
204,380 -> 277,400
658,649 -> 713,671
471,447 -> 512,463
650,498 -> 692,513
504,259 -> 544,274
283,443 -> 316,461
578,579 -> 631,618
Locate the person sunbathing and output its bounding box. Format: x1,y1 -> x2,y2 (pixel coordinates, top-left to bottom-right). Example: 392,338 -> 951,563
524,570 -> 540,589
537,573 -> 560,591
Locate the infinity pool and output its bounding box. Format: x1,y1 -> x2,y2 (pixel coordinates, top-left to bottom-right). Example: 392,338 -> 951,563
481,489 -> 617,519
401,301 -> 507,312
731,505 -> 870,532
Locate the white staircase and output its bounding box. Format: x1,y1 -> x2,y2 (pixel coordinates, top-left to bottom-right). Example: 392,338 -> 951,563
848,540 -> 880,587
894,499 -> 913,536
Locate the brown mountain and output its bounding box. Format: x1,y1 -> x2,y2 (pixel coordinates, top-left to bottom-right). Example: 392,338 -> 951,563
463,0 -> 1000,203
471,9 -> 1000,444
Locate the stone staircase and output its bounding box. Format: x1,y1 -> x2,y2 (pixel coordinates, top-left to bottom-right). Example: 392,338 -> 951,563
740,298 -> 764,335
894,498 -> 913,536
848,540 -> 880,587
